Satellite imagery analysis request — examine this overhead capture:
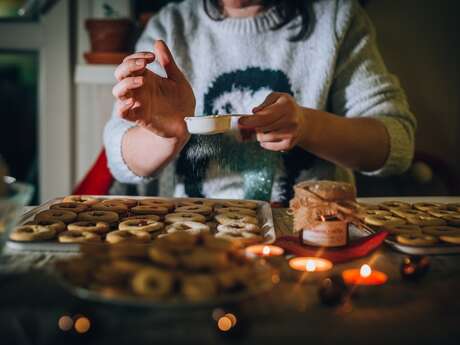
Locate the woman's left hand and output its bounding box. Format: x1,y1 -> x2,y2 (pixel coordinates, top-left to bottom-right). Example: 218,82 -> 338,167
238,92 -> 308,152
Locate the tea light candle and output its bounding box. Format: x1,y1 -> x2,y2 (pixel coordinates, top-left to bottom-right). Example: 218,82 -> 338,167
342,264 -> 388,286
288,257 -> 334,284
245,244 -> 284,257
289,257 -> 333,273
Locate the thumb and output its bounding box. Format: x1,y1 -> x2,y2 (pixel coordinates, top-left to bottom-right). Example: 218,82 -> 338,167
154,40 -> 183,81
252,92 -> 280,113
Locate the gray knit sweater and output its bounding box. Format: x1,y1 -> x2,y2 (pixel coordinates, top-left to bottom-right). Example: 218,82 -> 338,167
103,0 -> 416,201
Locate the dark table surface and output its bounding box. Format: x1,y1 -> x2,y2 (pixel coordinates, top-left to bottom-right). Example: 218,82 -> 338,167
1,205 -> 460,345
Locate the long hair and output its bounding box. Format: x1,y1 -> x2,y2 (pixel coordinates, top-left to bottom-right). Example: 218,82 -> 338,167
203,0 -> 312,41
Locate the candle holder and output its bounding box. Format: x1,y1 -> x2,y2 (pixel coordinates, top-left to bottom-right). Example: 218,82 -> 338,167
342,264 -> 388,300
288,257 -> 333,283
245,244 -> 284,258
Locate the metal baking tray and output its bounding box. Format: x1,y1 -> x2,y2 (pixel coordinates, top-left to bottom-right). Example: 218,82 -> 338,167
6,196 -> 276,252
383,237 -> 460,255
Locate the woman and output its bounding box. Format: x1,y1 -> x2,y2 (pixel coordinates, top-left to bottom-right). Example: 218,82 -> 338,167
104,0 -> 416,203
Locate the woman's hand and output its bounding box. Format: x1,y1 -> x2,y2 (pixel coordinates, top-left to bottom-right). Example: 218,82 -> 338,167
112,40 -> 195,139
238,92 -> 308,152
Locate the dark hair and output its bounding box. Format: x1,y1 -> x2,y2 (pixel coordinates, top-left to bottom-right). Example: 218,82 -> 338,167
204,0 -> 312,41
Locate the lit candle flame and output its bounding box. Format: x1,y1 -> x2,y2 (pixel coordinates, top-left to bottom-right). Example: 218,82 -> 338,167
262,246 -> 271,256
360,264 -> 372,278
306,259 -> 317,272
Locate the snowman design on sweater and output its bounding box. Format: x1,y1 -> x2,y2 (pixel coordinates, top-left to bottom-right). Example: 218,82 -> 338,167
176,67 -> 316,202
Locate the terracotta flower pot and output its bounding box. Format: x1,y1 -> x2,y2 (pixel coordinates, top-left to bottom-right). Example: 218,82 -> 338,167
85,18 -> 132,52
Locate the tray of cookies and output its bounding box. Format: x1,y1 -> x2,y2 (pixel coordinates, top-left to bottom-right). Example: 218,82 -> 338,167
357,200 -> 460,255
7,196 -> 276,252
54,232 -> 276,308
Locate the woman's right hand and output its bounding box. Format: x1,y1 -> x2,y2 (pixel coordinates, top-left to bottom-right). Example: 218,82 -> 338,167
112,40 -> 195,139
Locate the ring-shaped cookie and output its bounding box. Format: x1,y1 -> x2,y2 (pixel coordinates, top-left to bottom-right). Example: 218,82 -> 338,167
215,231 -> 263,246
202,233 -> 236,251
35,209 -> 77,224
413,202 -> 447,211
215,212 -> 258,225
25,220 -> 66,234
390,208 -> 426,218
165,221 -> 210,235
379,201 -> 411,210
10,225 -> 56,241
91,202 -> 128,215
131,267 -> 173,299
174,205 -> 212,217
155,231 -> 197,252
78,210 -> 119,224
363,209 -> 392,217
386,224 -> 422,236
148,245 -> 178,268
164,212 -> 206,224
217,222 -> 261,234
102,198 -> 138,208
221,200 -> 258,210
405,215 -> 447,226
131,205 -> 169,216
119,219 -> 164,233
62,195 -> 99,205
138,198 -> 175,211
396,234 -> 438,246
364,215 -> 406,228
215,207 -> 257,216
58,230 -> 101,243
181,274 -> 217,301
122,214 -> 161,222
177,199 -> 215,209
50,202 -> 89,214
67,221 -> 110,234
106,230 -> 151,244
422,225 -> 460,237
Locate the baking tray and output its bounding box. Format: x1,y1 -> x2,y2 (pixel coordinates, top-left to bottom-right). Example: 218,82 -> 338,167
382,237 -> 460,255
6,196 -> 276,253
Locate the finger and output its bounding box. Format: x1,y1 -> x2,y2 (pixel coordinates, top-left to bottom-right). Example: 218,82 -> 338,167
238,104 -> 285,129
154,40 -> 183,81
115,58 -> 152,81
252,92 -> 280,113
256,127 -> 295,143
112,76 -> 144,99
116,98 -> 134,117
122,52 -> 155,63
260,139 -> 291,152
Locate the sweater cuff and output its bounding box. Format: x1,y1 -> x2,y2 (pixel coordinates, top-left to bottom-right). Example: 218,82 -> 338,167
361,116 -> 414,177
105,123 -> 154,184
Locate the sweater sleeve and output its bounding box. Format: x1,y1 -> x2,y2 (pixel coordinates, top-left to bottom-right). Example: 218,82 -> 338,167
330,0 -> 416,177
103,13 -> 170,184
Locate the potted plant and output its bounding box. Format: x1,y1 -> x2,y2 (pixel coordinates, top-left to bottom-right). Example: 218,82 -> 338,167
85,3 -> 133,64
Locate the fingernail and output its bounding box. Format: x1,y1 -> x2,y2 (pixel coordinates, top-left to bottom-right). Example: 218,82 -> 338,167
135,59 -> 144,66
134,77 -> 142,84
125,98 -> 133,105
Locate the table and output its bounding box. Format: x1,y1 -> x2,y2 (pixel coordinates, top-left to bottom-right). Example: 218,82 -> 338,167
1,198 -> 460,345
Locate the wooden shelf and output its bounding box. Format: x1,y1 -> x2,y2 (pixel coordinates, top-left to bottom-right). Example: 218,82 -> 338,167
75,64 -> 117,84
